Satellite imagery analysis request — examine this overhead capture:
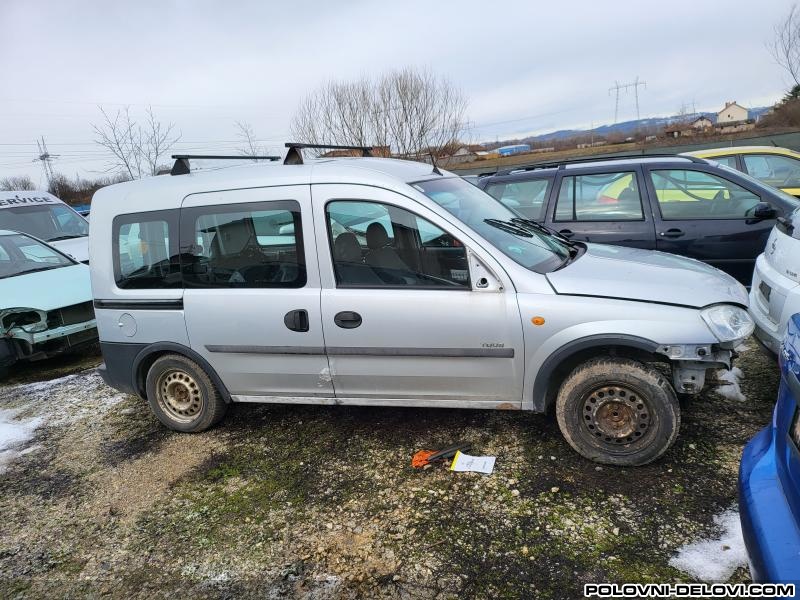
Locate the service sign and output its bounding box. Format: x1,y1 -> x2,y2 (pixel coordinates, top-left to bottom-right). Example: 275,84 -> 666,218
0,192 -> 62,209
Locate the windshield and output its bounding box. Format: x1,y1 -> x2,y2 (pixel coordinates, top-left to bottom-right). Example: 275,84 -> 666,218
0,232 -> 75,279
413,177 -> 570,273
0,203 -> 89,242
717,163 -> 800,207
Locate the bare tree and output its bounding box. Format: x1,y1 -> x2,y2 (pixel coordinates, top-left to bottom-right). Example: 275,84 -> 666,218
92,106 -> 181,179
290,67 -> 468,158
235,121 -> 266,160
770,4 -> 800,87
0,175 -> 36,191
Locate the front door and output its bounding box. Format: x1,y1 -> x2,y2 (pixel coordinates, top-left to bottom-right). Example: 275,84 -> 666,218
645,167 -> 774,285
313,184 -> 525,408
544,167 -> 657,249
180,185 -> 334,399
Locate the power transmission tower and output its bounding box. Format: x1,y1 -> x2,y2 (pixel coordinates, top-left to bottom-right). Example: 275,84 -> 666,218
608,77 -> 647,123
34,137 -> 59,193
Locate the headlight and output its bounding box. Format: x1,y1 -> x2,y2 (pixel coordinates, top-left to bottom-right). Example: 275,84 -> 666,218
700,305 -> 754,342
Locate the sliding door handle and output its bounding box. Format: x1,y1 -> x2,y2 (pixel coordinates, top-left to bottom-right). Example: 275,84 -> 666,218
284,309 -> 309,332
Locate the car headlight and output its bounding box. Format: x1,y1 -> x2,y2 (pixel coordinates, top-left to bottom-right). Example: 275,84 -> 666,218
700,305 -> 754,343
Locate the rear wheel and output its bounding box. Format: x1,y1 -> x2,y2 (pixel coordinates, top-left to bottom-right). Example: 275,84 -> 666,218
555,357 -> 679,466
145,354 -> 226,432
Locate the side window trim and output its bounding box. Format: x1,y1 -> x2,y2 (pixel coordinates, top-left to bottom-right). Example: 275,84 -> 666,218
178,199 -> 307,289
551,167 -> 647,223
324,198 -> 471,291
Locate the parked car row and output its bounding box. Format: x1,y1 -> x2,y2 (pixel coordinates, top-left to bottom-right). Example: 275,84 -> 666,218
2,147 -> 799,584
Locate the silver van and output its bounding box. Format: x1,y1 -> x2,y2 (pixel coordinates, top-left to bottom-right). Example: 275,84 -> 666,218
90,148 -> 754,466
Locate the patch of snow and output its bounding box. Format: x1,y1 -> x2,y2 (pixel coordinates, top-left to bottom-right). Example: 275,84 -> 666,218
0,369 -> 128,471
716,367 -> 746,402
669,509 -> 747,582
0,408 -> 43,473
0,370 -> 126,426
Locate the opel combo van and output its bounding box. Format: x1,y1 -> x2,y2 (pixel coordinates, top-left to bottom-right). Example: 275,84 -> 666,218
90,150 -> 754,466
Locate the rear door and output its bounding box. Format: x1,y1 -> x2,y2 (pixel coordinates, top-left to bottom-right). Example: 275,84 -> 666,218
180,185 -> 334,400
645,167 -> 773,284
543,166 -> 657,249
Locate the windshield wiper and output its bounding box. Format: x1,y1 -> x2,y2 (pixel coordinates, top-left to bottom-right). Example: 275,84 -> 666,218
47,234 -> 86,242
483,218 -> 534,237
509,218 -> 578,247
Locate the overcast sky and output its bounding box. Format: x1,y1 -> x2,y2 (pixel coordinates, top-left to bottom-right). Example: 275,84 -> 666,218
0,0 -> 796,185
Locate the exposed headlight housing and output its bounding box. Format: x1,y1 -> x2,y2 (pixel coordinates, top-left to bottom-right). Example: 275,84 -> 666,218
700,305 -> 754,343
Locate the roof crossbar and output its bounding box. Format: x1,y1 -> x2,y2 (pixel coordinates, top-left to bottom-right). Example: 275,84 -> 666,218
170,154 -> 281,176
283,142 -> 373,165
492,153 -> 707,176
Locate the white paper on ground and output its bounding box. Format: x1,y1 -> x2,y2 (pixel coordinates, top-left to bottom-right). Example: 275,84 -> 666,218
449,450 -> 496,474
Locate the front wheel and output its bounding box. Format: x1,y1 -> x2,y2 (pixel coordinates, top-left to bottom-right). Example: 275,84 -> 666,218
555,357 -> 680,466
145,354 -> 227,432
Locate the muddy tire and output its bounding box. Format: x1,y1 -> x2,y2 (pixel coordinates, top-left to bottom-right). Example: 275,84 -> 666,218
555,357 -> 679,466
145,354 -> 227,432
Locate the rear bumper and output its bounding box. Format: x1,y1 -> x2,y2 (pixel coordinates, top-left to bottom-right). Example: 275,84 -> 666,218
738,426 -> 800,583
749,254 -> 800,356
98,341 -> 146,397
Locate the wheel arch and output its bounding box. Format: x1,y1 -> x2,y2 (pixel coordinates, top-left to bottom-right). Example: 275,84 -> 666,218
532,334 -> 666,414
133,342 -> 233,403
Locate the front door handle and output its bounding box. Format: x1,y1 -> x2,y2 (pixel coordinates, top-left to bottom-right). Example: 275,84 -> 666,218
334,311 -> 362,329
558,229 -> 575,238
284,309 -> 309,332
660,228 -> 685,239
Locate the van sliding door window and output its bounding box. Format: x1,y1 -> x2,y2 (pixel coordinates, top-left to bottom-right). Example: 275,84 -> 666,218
180,200 -> 306,288
112,209 -> 180,289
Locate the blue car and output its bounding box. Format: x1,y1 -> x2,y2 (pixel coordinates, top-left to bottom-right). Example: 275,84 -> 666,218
739,312 -> 800,585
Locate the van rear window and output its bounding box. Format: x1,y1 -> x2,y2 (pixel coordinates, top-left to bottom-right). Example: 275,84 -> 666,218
179,200 -> 306,289
113,210 -> 181,289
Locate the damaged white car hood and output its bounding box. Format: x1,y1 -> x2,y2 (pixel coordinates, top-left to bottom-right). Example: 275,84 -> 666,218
546,243 -> 749,308
1,264 -> 92,317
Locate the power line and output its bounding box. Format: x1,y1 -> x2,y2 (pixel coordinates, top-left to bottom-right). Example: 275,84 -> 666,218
608,77 -> 646,124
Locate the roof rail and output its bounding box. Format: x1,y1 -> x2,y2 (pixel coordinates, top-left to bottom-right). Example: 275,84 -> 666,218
284,142 -> 373,165
492,153 -> 707,176
170,154 -> 280,176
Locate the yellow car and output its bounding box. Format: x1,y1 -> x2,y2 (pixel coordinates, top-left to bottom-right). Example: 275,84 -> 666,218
683,146 -> 800,197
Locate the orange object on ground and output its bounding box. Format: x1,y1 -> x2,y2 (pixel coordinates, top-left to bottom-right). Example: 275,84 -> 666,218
411,450 -> 436,468
411,441 -> 472,468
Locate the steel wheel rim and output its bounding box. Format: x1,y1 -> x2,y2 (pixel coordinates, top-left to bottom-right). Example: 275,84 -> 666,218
156,369 -> 203,423
581,384 -> 652,451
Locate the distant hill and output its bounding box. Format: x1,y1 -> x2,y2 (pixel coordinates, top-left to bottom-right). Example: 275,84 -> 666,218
484,107 -> 771,147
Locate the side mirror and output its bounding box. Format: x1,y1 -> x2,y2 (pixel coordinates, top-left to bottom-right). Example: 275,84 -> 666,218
752,202 -> 777,220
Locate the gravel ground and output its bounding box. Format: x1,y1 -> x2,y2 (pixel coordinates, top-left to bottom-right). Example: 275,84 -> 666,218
0,342 -> 779,599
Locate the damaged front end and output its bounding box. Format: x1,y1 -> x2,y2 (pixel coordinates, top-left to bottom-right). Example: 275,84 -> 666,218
657,343 -> 735,395
1,302 -> 98,367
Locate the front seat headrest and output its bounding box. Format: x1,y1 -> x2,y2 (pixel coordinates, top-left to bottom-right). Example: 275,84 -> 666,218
333,232 -> 363,263
366,222 -> 390,249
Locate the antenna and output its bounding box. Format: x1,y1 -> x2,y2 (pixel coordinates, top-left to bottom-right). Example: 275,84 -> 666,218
33,136 -> 59,192
608,77 -> 647,124
428,152 -> 443,176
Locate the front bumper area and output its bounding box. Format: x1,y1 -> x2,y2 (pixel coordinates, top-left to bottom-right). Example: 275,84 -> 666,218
739,426 -> 800,583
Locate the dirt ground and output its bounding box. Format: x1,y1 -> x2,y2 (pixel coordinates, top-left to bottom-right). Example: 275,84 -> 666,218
0,342 -> 779,599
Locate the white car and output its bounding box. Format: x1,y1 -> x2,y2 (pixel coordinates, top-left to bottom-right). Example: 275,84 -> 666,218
0,191 -> 90,262
750,208 -> 800,354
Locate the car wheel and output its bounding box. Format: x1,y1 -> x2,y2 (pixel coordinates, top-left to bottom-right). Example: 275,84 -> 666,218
555,357 -> 680,466
145,354 -> 227,432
